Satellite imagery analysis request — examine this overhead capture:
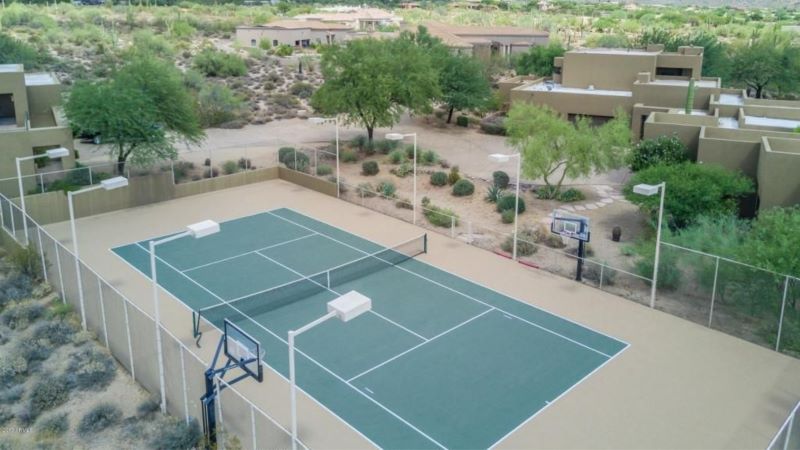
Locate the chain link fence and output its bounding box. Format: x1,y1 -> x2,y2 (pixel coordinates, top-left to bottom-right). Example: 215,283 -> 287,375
0,193 -> 301,449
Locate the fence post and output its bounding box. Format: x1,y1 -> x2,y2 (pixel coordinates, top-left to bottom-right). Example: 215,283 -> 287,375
180,346 -> 190,424
450,216 -> 455,238
39,173 -> 44,193
54,241 -> 66,303
9,201 -> 16,239
98,278 -> 109,348
216,376 -> 225,450
776,275 -> 791,352
36,227 -> 47,285
294,150 -> 298,171
0,197 -> 5,232
170,160 -> 176,185
124,301 -> 136,381
599,265 -> 605,289
250,404 -> 257,450
88,166 -> 93,185
783,411 -> 795,450
708,256 -> 720,327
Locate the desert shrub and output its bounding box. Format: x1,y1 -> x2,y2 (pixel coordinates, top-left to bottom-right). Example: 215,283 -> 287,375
541,233 -> 567,249
8,245 -> 43,280
78,403 -> 121,436
501,209 -> 515,224
0,32 -> 44,69
480,114 -> 507,135
272,93 -> 300,109
456,115 -> 469,127
148,417 -> 202,450
390,162 -> 413,178
361,161 -> 379,176
275,44 -> 293,56
0,386 -> 24,403
36,412 -> 69,440
137,394 -> 160,418
0,301 -> 45,330
423,204 -> 458,228
18,338 -> 55,365
452,179 -> 475,197
221,160 -> 239,175
284,152 -> 309,172
558,188 -> 585,202
501,228 -> 539,256
375,139 -> 398,154
350,135 -> 368,151
395,198 -> 412,209
387,149 -> 405,165
492,171 -> 510,189
0,274 -> 34,308
28,376 -> 70,421
0,407 -> 11,426
628,135 -> 689,172
341,150 -> 358,163
430,171 -> 448,187
316,164 -> 332,176
536,185 -> 560,199
0,354 -> 27,386
631,241 -> 681,290
496,194 -> 526,214
356,183 -> 376,198
258,39 -> 272,51
65,347 -> 116,391
278,147 -> 296,163
404,144 -> 416,160
192,48 -> 247,77
447,166 -> 461,185
582,262 -> 616,286
197,83 -> 247,127
289,82 -> 314,99
420,150 -> 438,166
485,185 -> 504,203
172,161 -> 195,181
376,180 -> 396,198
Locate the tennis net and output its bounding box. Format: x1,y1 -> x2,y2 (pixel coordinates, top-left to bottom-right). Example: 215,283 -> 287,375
194,234 -> 426,332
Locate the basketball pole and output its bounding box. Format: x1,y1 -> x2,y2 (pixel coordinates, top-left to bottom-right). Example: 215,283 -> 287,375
576,240 -> 585,282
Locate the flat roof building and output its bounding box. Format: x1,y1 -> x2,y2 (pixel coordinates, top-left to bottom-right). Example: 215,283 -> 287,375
236,20 -> 352,48
422,21 -> 549,58
0,64 -> 75,197
500,45 -> 800,212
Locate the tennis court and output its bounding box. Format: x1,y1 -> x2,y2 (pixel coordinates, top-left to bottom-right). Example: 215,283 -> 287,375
112,207 -> 628,449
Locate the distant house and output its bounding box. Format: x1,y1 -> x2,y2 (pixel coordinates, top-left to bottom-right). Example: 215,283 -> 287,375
0,64 -> 75,195
422,21 -> 549,58
294,7 -> 400,32
235,20 -> 352,48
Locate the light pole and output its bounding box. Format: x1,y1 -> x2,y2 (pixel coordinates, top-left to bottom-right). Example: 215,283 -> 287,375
289,291 -> 371,450
385,133 -> 417,224
150,220 -> 220,414
309,117 -> 340,198
489,153 -> 522,260
633,182 -> 666,309
68,176 -> 129,330
16,147 -> 70,245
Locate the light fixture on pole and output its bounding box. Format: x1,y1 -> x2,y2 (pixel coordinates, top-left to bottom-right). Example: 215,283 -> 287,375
633,182 -> 666,309
68,176 -> 129,331
488,153 -> 522,260
309,117 -> 340,198
16,147 -> 70,245
385,132 -> 417,224
150,220 -> 220,414
289,291 -> 371,450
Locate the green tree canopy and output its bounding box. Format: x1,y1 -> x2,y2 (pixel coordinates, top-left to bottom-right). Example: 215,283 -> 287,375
65,57 -> 203,174
730,30 -> 800,98
637,29 -> 730,80
628,136 -> 689,172
439,54 -> 492,123
506,103 -> 631,195
624,162 -> 754,229
312,36 -> 439,142
513,42 -> 566,77
739,207 -> 800,277
0,33 -> 45,69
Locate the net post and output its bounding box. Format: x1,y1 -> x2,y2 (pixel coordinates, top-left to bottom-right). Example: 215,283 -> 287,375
423,234 -> 428,253
777,275 -> 790,352
599,265 -> 605,289
37,226 -> 47,284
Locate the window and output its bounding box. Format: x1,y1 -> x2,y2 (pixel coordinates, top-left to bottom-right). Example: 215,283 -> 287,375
273,40 -> 278,47
0,93 -> 14,126
553,67 -> 562,75
250,39 -> 256,47
656,67 -> 690,77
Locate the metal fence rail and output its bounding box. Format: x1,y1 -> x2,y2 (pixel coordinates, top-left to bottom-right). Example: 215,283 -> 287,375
0,193 -> 302,450
768,401 -> 800,450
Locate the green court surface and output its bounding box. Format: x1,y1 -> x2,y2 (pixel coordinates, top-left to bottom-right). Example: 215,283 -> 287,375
112,208 -> 628,449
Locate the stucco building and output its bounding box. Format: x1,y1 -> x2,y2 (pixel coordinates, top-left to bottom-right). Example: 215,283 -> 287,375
0,64 -> 74,196
500,45 -> 800,211
235,20 -> 352,48
294,7 -> 400,31
422,21 -> 549,58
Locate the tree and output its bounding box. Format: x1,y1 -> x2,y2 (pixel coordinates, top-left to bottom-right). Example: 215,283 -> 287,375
513,42 -> 566,77
439,54 -> 491,123
624,162 -> 754,229
312,37 -> 439,142
506,103 -> 631,196
65,57 -> 203,174
627,135 -> 689,172
730,30 -> 799,99
739,207 -> 800,277
637,29 -> 730,80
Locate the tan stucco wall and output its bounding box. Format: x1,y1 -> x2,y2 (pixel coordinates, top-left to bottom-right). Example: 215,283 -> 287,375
235,27 -> 346,47
632,83 -> 719,111
0,70 -> 29,127
510,88 -> 633,119
757,138 -> 800,209
0,126 -> 75,196
562,53 -> 656,91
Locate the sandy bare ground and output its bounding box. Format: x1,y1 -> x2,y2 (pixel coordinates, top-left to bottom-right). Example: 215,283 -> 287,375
42,179 -> 800,450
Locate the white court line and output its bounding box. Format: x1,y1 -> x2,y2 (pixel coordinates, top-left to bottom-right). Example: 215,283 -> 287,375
131,242 -> 446,449
253,250 -> 429,343
348,308 -> 494,383
183,233 -> 318,272
268,210 -> 614,359
280,207 -> 629,348
110,247 -> 378,450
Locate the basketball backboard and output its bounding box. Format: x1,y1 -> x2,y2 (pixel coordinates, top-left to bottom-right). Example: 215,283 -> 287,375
223,319 -> 264,382
551,209 -> 590,242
